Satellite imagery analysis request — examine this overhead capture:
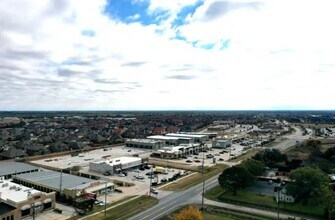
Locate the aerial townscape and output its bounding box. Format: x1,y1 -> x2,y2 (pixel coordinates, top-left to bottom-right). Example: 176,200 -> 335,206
1,0 -> 335,220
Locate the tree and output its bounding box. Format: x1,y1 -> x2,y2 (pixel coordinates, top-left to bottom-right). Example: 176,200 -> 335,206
241,159 -> 265,176
324,147 -> 335,159
286,167 -> 329,202
218,166 -> 255,195
253,148 -> 287,166
175,206 -> 203,220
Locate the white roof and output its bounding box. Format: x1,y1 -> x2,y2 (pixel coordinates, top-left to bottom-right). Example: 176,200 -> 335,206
147,135 -> 181,140
126,139 -> 161,144
0,180 -> 42,203
166,133 -> 207,138
93,156 -> 141,166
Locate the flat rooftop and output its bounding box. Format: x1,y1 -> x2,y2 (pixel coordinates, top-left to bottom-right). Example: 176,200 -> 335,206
91,156 -> 141,166
0,162 -> 39,176
0,180 -> 42,203
126,139 -> 161,144
147,135 -> 182,140
15,170 -> 99,191
166,133 -> 207,138
31,146 -> 148,169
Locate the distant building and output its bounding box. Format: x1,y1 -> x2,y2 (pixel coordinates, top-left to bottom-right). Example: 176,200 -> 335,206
0,178 -> 56,219
152,143 -> 204,159
152,127 -> 167,135
212,137 -> 232,149
0,148 -> 27,160
165,133 -> 209,144
125,139 -> 164,150
89,156 -> 142,174
147,135 -> 187,146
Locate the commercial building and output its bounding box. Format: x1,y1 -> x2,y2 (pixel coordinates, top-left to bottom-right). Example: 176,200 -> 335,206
152,143 -> 204,159
165,133 -> 209,144
147,135 -> 190,146
125,139 -> 164,150
13,170 -> 113,200
89,157 -> 142,174
212,137 -> 232,148
0,162 -> 40,179
0,178 -> 56,220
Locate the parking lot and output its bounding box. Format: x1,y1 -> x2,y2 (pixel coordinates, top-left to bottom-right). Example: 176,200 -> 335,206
31,146 -> 152,169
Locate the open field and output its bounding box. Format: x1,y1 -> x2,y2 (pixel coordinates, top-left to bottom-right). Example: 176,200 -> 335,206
160,164 -> 227,191
206,186 -> 325,218
79,196 -> 158,220
160,204 -> 272,220
229,148 -> 261,162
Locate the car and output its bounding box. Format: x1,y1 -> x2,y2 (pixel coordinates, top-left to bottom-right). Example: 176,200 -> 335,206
219,158 -> 224,161
186,160 -> 192,163
143,165 -> 151,169
94,200 -> 103,204
134,169 -> 140,173
215,154 -> 220,156
103,172 -> 111,176
118,173 -> 125,177
98,201 -> 108,206
139,167 -> 145,171
181,156 -> 188,159
134,175 -> 145,179
122,171 -> 128,176
194,159 -> 201,163
150,188 -> 158,194
127,150 -> 132,152
193,152 -> 199,155
194,156 -> 198,159
160,178 -> 167,183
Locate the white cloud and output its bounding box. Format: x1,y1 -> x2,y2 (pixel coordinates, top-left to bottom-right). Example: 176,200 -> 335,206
0,0 -> 334,110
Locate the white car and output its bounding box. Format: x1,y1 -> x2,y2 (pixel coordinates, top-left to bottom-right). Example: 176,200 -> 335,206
118,173 -> 125,177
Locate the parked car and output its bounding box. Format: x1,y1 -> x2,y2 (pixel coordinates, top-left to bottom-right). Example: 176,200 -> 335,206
134,175 -> 144,180
194,159 -> 201,163
118,173 -> 125,177
219,158 -> 224,161
98,201 -> 108,206
134,169 -> 140,173
150,188 -> 158,194
161,178 -> 167,183
186,160 -> 193,163
103,172 -> 111,176
139,167 -> 145,171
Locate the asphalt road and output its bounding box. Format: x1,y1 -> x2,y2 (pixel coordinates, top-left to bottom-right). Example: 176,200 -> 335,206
128,174 -> 219,220
271,126 -> 310,152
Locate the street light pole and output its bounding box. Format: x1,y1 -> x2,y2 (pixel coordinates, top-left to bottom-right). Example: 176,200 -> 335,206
201,153 -> 205,210
149,167 -> 153,197
105,181 -> 107,218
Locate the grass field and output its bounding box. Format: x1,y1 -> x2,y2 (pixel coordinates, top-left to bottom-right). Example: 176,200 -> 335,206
229,148 -> 261,162
160,204 -> 272,220
74,196 -> 158,220
206,186 -> 325,217
160,164 -> 227,191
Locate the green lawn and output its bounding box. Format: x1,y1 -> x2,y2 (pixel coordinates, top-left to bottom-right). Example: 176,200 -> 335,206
160,204 -> 272,220
161,164 -> 227,191
206,186 -> 325,218
83,196 -> 158,220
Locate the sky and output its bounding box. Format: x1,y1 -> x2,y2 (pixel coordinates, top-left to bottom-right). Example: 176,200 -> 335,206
0,0 -> 335,111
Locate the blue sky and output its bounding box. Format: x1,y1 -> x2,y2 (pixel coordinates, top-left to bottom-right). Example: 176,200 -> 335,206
0,0 -> 335,110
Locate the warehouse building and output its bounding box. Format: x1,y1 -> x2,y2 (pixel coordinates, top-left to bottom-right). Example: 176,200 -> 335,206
0,178 -> 56,220
147,135 -> 192,145
125,139 -> 164,150
152,143 -> 204,159
0,162 -> 40,179
212,137 -> 232,148
165,133 -> 209,144
13,170 -> 113,200
89,157 -> 142,174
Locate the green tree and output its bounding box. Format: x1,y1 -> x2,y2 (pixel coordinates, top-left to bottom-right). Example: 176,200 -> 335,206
218,166 -> 255,195
241,159 -> 265,176
253,148 -> 287,166
324,147 -> 335,159
286,167 -> 329,202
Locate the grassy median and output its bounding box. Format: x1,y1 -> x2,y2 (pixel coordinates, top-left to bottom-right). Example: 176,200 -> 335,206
160,164 -> 227,191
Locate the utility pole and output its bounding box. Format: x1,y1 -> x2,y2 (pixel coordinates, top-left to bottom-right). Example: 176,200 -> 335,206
149,167 -> 153,197
104,181 -> 107,218
277,188 -> 280,220
32,202 -> 35,220
59,169 -> 63,199
201,153 -> 205,210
